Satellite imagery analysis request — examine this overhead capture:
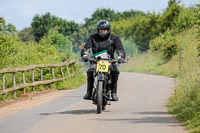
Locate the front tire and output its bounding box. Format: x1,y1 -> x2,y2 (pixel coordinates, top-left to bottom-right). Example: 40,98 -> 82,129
97,81 -> 103,114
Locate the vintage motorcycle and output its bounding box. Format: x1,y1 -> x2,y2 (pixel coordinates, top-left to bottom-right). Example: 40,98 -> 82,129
88,50 -> 118,114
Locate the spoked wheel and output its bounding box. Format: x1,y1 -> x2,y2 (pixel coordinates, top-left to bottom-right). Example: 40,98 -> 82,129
97,81 -> 103,114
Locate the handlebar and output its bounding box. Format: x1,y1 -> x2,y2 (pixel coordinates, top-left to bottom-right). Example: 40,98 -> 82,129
89,57 -> 118,63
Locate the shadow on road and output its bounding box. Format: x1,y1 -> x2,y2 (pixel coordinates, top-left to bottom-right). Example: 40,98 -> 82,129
133,111 -> 169,115
40,109 -> 97,115
91,111 -> 180,126
92,116 -> 177,124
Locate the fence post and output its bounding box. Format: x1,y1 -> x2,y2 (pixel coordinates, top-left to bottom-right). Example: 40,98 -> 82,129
2,73 -> 5,100
2,73 -> 5,90
40,68 -> 43,81
22,71 -> 25,84
66,66 -> 70,78
13,73 -> 16,97
60,67 -> 64,78
22,71 -> 26,93
51,67 -> 55,79
51,67 -> 56,89
32,69 -> 34,82
32,69 -> 35,91
40,68 -> 44,91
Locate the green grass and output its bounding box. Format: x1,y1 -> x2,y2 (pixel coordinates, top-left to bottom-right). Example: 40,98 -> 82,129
57,72 -> 86,90
120,51 -> 165,73
120,27 -> 200,133
120,51 -> 179,77
168,27 -> 200,133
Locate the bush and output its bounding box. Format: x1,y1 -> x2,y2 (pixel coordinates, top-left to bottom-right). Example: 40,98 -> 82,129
0,33 -> 19,68
162,37 -> 179,60
150,29 -> 179,60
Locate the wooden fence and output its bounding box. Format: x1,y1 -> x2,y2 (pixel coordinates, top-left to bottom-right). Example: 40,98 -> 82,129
0,59 -> 76,97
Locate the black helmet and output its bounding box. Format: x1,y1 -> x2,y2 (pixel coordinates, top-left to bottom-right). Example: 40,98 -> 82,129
96,20 -> 111,38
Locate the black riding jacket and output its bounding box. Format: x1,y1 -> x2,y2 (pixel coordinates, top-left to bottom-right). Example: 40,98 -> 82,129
81,33 -> 126,59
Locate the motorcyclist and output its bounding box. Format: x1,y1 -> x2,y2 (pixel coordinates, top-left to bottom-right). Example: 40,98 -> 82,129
81,20 -> 126,101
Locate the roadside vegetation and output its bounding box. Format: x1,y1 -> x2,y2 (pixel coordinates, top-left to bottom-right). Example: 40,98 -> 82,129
0,28 -> 86,101
120,25 -> 200,133
119,3 -> 200,133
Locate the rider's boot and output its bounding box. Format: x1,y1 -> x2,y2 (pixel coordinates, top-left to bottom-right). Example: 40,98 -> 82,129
83,77 -> 94,100
111,93 -> 118,101
111,73 -> 119,101
83,92 -> 92,100
111,83 -> 119,101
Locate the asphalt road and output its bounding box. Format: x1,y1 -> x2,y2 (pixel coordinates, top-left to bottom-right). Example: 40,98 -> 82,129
0,72 -> 187,133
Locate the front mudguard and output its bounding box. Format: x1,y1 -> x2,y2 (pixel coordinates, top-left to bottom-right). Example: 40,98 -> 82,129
97,75 -> 105,81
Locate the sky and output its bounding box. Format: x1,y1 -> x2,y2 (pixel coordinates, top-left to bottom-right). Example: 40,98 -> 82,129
0,0 -> 199,31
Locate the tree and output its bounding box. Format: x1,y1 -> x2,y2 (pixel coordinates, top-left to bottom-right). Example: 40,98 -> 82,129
31,12 -> 57,41
41,30 -> 73,57
168,0 -> 180,8
161,0 -> 181,32
6,23 -> 17,34
0,17 -> 6,32
120,10 -> 146,19
84,8 -> 119,27
18,27 -> 35,42
0,17 -> 17,34
31,12 -> 79,41
111,0 -> 181,52
126,14 -> 161,51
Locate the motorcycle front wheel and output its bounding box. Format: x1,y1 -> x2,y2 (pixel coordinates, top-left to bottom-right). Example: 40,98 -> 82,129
97,81 -> 103,114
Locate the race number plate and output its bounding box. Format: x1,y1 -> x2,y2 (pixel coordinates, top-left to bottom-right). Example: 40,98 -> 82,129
96,61 -> 109,72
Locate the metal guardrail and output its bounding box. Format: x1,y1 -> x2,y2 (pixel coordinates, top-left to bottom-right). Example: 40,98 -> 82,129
0,59 -> 76,96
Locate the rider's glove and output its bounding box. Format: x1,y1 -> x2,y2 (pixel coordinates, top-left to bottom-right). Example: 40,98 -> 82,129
118,57 -> 125,64
82,55 -> 89,62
